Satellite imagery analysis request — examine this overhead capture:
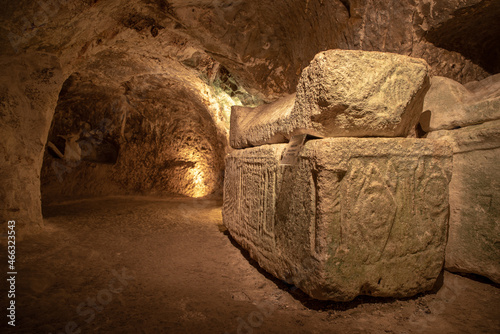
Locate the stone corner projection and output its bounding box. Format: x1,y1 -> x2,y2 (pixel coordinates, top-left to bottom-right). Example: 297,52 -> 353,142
230,93 -> 296,149
229,50 -> 430,149
293,50 -> 430,138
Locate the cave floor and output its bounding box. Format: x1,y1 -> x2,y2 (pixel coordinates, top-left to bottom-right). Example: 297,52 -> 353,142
4,196 -> 500,333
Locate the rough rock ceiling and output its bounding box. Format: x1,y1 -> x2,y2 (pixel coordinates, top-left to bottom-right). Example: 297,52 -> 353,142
1,0 -> 499,99
425,0 -> 500,74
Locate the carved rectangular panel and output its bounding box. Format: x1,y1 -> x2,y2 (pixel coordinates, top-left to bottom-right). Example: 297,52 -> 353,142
223,146 -> 285,257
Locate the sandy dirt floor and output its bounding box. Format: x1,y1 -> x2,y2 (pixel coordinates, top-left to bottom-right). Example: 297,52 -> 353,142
1,196 -> 499,334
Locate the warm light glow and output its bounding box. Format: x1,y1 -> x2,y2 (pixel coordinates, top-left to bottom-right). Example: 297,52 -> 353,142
177,147 -> 213,198
188,165 -> 209,198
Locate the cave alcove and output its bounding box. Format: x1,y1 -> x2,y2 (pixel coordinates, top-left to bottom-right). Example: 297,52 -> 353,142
41,69 -> 228,203
0,0 -> 499,333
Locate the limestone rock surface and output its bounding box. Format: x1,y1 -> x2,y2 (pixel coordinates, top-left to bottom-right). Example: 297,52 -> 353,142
0,53 -> 64,232
428,120 -> 500,283
1,0 -> 498,232
171,0 -> 496,97
42,69 -> 228,201
292,50 -> 430,138
223,138 -> 452,301
230,94 -> 295,149
420,75 -> 500,132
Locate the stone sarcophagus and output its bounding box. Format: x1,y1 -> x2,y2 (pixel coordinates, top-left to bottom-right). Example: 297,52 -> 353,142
223,138 -> 452,301
428,120 -> 500,283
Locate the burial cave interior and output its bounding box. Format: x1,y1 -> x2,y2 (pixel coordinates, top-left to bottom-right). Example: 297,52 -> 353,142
0,1 -> 499,333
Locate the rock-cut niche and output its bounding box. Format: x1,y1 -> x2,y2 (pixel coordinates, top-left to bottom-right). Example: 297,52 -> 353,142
41,72 -> 226,203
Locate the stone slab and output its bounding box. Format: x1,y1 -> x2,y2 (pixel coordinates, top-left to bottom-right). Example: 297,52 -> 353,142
230,94 -> 295,149
292,50 -> 430,137
420,75 -> 500,132
223,138 -> 452,301
428,120 -> 500,283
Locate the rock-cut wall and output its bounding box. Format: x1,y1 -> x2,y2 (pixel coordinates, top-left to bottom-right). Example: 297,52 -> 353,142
0,54 -> 65,232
